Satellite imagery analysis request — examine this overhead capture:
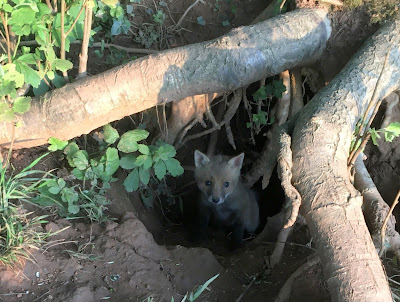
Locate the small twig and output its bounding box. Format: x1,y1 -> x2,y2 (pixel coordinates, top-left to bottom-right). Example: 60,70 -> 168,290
172,0 -> 204,32
380,189 -> 400,257
347,39 -> 394,174
0,11 -> 12,63
274,255 -> 320,302
234,276 -> 256,302
64,0 -> 88,37
348,40 -> 393,164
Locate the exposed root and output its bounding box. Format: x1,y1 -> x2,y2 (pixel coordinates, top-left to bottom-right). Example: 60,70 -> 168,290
269,225 -> 294,268
354,154 -> 400,258
207,100 -> 226,156
278,132 -> 302,228
289,68 -> 304,118
274,255 -> 320,302
164,94 -> 217,145
380,189 -> 400,257
276,70 -> 291,125
177,90 -> 242,149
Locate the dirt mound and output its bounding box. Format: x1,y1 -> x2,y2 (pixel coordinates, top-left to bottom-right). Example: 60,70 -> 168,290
0,213 -> 222,302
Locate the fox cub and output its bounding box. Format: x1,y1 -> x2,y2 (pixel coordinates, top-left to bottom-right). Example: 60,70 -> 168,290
192,150 -> 259,248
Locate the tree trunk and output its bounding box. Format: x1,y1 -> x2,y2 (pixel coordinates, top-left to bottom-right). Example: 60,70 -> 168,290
0,9 -> 330,149
290,17 -> 400,301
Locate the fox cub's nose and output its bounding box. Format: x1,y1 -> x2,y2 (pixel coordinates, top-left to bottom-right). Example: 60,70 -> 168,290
212,197 -> 220,204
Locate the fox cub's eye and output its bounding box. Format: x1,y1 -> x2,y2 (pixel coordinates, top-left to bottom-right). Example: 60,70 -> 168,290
224,181 -> 230,188
205,180 -> 212,186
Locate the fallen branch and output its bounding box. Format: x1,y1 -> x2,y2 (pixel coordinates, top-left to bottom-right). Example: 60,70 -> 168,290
0,9 -> 331,149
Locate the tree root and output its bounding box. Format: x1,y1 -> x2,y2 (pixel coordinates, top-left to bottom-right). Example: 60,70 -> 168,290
278,133 -> 302,229
161,93 -> 218,145
274,254 -> 320,302
177,90 -> 242,149
354,154 -> 400,258
269,132 -> 302,268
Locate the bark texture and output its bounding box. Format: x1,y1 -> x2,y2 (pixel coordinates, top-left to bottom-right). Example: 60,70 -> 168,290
0,9 -> 331,149
291,18 -> 400,301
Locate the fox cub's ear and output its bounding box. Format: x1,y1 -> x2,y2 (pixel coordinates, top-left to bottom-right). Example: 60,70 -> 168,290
194,150 -> 210,167
228,153 -> 244,170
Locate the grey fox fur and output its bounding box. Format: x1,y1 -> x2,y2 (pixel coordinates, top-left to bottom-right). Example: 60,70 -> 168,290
192,150 -> 259,248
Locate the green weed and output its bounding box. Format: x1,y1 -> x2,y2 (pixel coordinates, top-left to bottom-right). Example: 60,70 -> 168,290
0,153 -> 51,268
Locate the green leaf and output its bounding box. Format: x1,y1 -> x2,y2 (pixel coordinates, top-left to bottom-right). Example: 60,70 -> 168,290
154,160 -> 166,180
72,167 -> 85,180
64,142 -> 80,167
117,129 -> 149,152
143,156 -> 153,170
14,61 -> 41,88
72,150 -> 89,170
197,16 -> 206,26
369,128 -> 380,146
252,111 -> 267,125
384,122 -> 400,142
54,59 -> 73,72
273,79 -> 287,98
222,20 -> 230,26
124,168 -> 139,192
3,4 -> 12,13
0,102 -> 15,122
48,137 -> 68,151
128,129 -> 149,142
103,124 -> 119,144
154,144 -> 176,161
12,96 -> 31,114
138,144 -> 150,155
164,158 -> 184,177
100,0 -> 118,7
135,154 -> 149,167
16,53 -> 37,65
10,7 -> 36,25
139,167 -> 150,185
105,147 -> 119,175
120,154 -> 137,169
252,86 -> 267,101
68,204 -> 80,214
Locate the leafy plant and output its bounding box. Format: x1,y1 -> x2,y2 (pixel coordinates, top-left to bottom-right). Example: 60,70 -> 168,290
143,274 -> 219,302
0,153 -> 51,267
245,79 -> 286,138
43,124 -> 183,215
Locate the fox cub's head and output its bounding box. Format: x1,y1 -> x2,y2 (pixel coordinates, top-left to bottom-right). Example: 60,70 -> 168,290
194,150 -> 244,205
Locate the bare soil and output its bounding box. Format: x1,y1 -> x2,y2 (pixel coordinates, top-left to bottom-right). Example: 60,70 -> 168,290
0,1 -> 389,302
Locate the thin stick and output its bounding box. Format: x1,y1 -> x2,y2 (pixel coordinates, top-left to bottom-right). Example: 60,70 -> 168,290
348,40 -> 393,164
380,189 -> 400,257
234,276 -> 256,302
172,0 -> 204,32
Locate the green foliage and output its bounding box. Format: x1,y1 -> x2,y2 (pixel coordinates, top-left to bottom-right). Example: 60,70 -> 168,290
197,16 -> 206,26
0,0 -> 87,121
246,79 -> 286,139
44,125 -> 183,215
369,122 -> 400,146
143,274 -> 219,302
252,80 -> 287,102
0,153 -> 51,267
